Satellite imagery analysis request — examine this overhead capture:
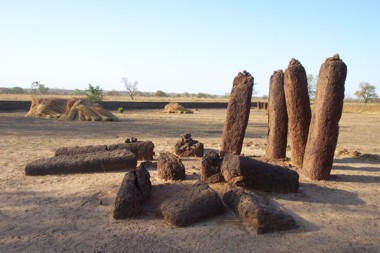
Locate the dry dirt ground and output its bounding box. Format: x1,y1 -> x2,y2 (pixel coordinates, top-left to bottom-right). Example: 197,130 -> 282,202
0,109 -> 379,253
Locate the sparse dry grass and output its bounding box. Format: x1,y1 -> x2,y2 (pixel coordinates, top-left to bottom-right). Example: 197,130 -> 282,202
0,94 -> 269,103
343,102 -> 380,113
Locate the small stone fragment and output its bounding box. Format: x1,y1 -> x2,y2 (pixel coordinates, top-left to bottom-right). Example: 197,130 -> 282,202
157,152 -> 186,180
201,151 -> 224,183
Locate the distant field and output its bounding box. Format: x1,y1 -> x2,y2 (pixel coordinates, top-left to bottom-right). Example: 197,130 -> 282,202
1,94 -> 379,113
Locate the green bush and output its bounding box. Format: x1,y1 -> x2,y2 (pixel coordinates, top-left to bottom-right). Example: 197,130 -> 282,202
117,107 -> 124,113
85,84 -> 104,102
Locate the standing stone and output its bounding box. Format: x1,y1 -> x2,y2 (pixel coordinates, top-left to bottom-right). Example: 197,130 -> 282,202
265,70 -> 288,160
284,59 -> 311,167
220,71 -> 254,156
303,54 -> 347,180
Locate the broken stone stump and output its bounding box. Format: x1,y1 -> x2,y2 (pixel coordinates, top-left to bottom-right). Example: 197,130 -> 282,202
157,152 -> 186,180
201,151 -> 224,183
55,144 -> 107,156
222,187 -> 297,234
220,70 -> 254,156
113,163 -> 152,219
175,133 -> 204,157
220,154 -> 299,193
303,54 -> 347,180
266,70 -> 288,160
284,58 -> 311,167
25,150 -> 137,176
125,137 -> 138,143
159,181 -> 225,227
107,141 -> 155,160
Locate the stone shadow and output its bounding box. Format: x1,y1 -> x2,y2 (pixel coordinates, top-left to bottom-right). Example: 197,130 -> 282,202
272,183 -> 365,205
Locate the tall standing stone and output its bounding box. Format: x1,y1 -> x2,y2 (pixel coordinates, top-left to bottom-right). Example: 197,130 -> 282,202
220,71 -> 254,156
265,70 -> 288,160
303,54 -> 347,180
284,59 -> 311,167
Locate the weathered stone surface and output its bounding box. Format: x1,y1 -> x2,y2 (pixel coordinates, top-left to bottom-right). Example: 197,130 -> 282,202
220,71 -> 254,156
135,161 -> 153,201
303,54 -> 347,180
220,154 -> 299,193
201,151 -> 224,183
125,137 -> 138,143
113,164 -> 152,219
157,152 -> 186,180
107,141 -> 155,160
175,133 -> 204,157
55,145 -> 107,156
25,150 -> 137,176
55,141 -> 154,160
284,59 -> 311,167
222,187 -> 297,234
159,181 -> 225,227
266,70 -> 288,160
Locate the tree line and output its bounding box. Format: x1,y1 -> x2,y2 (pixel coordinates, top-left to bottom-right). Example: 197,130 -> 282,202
1,78 -> 378,103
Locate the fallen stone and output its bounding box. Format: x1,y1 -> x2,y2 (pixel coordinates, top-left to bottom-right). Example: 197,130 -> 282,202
175,133 -> 204,157
159,181 -> 225,227
220,154 -> 299,193
222,187 -> 297,234
25,150 -> 137,176
55,144 -> 107,156
157,152 -> 186,180
201,151 -> 224,183
284,59 -> 311,167
107,141 -> 155,160
266,70 -> 288,160
303,54 -> 347,180
113,164 -> 152,219
221,70 -> 254,156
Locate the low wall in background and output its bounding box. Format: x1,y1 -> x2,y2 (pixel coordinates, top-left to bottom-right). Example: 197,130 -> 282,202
0,100 -> 267,112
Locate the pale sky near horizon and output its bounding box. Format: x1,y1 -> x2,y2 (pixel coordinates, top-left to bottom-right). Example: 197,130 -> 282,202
1,0 -> 379,96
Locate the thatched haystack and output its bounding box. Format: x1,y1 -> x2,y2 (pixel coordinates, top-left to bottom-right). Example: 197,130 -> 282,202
26,97 -> 67,118
164,102 -> 193,114
26,98 -> 119,121
61,98 -> 119,121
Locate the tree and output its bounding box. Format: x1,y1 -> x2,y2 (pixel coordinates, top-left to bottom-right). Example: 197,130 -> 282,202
155,90 -> 167,97
307,74 -> 317,100
354,82 -> 378,103
121,77 -> 138,100
31,81 -> 49,94
85,84 -> 104,102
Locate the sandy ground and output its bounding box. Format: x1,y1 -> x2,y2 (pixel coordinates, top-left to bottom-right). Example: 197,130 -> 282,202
0,109 -> 379,253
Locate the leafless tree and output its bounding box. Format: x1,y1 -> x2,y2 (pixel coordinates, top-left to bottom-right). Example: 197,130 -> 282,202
121,77 -> 138,100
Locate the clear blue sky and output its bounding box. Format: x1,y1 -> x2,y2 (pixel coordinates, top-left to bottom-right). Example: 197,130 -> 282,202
1,0 -> 379,96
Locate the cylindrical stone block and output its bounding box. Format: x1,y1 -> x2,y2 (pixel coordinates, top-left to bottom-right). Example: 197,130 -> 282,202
25,150 -> 137,176
220,70 -> 254,156
265,70 -> 288,160
303,54 -> 347,180
284,59 -> 311,167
